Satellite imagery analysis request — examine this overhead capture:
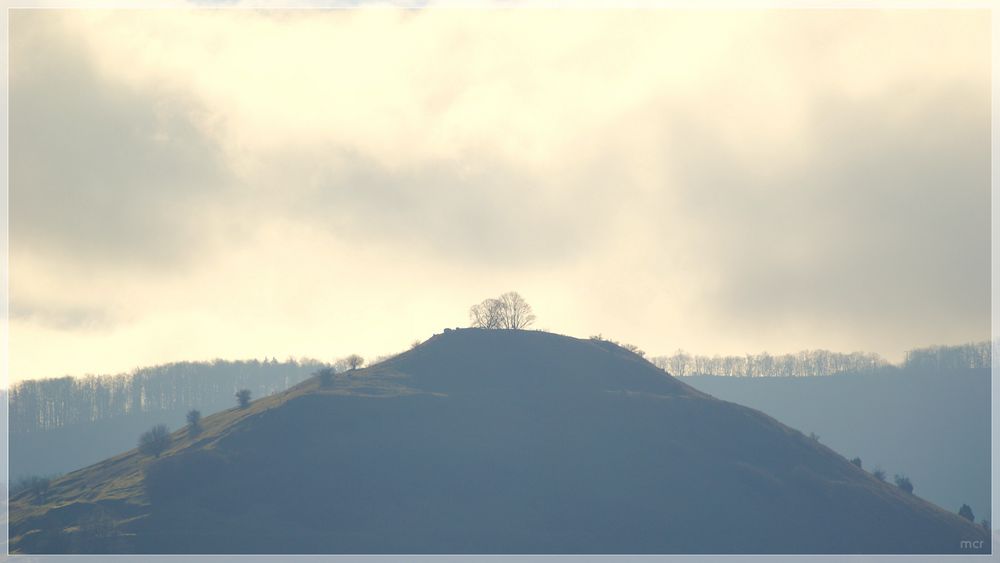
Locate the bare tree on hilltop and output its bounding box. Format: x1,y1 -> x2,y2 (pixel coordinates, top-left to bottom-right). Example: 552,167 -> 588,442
469,292 -> 536,330
470,298 -> 504,329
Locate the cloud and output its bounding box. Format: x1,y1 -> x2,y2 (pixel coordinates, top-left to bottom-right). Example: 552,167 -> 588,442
247,145 -> 628,269
10,11 -> 234,271
7,8 -> 991,380
660,82 -> 989,350
10,301 -> 117,332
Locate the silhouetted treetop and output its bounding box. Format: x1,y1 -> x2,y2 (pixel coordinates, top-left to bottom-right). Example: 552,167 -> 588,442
469,291 -> 535,330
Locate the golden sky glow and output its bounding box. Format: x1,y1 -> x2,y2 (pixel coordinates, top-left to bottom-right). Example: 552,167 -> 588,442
8,8 -> 991,382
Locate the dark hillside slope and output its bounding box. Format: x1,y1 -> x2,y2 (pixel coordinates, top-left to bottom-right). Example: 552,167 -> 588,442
682,369 -> 991,522
8,329 -> 988,554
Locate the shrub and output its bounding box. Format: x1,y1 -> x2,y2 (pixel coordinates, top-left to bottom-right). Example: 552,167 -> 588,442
622,343 -> 646,358
849,457 -> 862,469
872,467 -> 886,482
959,504 -> 975,522
315,367 -> 335,388
235,389 -> 252,409
893,474 -> 913,494
186,409 -> 202,435
138,424 -> 172,458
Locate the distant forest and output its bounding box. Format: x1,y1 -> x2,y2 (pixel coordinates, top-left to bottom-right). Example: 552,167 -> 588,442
8,342 -> 991,436
900,342 -> 992,372
10,358 -> 329,434
652,342 -> 990,378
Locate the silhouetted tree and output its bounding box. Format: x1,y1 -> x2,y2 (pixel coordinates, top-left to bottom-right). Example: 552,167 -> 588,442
498,291 -> 535,329
138,424 -> 171,458
346,355 -> 364,371
872,467 -> 887,482
959,504 -> 975,522
315,367 -> 335,388
850,457 -> 862,469
235,389 -> 252,409
470,298 -> 504,329
186,409 -> 202,435
808,432 -> 820,442
469,292 -> 536,330
894,474 -> 913,494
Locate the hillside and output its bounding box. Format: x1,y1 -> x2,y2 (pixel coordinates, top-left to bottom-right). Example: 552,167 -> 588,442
9,359 -> 325,480
8,329 -> 989,554
682,368 -> 991,522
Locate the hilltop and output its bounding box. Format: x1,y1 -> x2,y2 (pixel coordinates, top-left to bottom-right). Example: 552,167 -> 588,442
8,329 -> 989,554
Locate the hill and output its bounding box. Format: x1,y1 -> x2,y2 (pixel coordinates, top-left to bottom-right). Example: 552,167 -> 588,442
8,329 -> 989,554
681,367 -> 991,522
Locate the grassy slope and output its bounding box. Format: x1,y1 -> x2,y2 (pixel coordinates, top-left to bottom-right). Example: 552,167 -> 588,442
8,329 -> 990,554
681,369 -> 991,521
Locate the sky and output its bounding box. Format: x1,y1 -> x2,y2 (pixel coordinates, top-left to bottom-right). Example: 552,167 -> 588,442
7,7 -> 992,383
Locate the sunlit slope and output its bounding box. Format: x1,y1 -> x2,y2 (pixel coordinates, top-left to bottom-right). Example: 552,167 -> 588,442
9,329 -> 989,554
